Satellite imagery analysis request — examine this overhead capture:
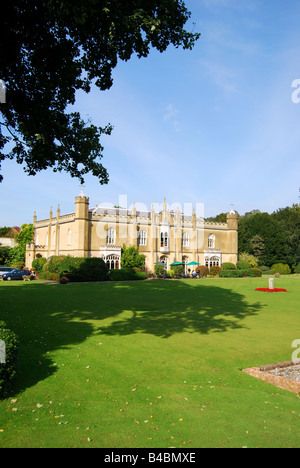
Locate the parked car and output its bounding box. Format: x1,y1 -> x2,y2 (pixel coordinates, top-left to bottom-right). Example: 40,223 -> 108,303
2,269 -> 31,281
0,267 -> 15,277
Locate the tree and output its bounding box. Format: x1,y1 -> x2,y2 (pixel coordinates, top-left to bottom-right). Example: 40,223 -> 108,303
0,0 -> 200,183
9,224 -> 33,267
121,245 -> 145,270
0,227 -> 13,237
272,204 -> 300,268
238,212 -> 289,267
249,234 -> 264,263
0,246 -> 11,265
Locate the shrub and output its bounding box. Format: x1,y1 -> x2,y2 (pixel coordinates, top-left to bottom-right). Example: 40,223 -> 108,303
109,268 -> 147,281
237,260 -> 251,270
220,269 -> 255,278
271,263 -> 291,275
0,321 -> 18,399
260,265 -> 270,272
59,276 -> 69,284
32,257 -> 46,272
210,266 -> 221,276
196,266 -> 209,277
294,263 -> 300,273
38,271 -> 60,282
11,261 -> 24,269
238,253 -> 258,267
42,256 -> 108,282
170,265 -> 183,276
248,267 -> 262,277
121,245 -> 146,270
154,264 -> 166,278
166,270 -> 176,278
221,262 -> 236,270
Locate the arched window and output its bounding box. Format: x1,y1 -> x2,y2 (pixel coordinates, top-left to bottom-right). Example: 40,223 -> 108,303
139,230 -> 147,246
161,231 -> 168,248
160,255 -> 168,270
182,232 -> 189,247
52,230 -> 56,247
208,234 -> 215,248
105,254 -> 120,270
106,228 -> 115,245
67,229 -> 71,246
205,256 -> 220,268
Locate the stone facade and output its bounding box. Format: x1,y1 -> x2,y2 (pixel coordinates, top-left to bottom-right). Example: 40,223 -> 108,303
26,192 -> 238,273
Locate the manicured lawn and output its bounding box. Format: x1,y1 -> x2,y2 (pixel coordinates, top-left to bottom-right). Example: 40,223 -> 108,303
0,277 -> 299,448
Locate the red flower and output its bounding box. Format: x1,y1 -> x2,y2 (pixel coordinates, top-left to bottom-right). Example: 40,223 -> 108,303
255,288 -> 287,293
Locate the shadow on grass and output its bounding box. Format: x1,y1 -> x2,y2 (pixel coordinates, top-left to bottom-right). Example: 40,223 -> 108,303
0,280 -> 261,395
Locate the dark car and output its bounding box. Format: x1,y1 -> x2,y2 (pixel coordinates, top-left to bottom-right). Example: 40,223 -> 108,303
2,269 -> 31,281
0,267 -> 15,277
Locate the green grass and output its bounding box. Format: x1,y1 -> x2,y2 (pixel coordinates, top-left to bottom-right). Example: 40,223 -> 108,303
0,276 -> 299,448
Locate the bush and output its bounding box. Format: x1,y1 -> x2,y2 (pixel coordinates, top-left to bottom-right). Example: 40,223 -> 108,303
59,276 -> 69,284
170,265 -> 183,276
248,267 -> 262,277
166,270 -> 176,278
109,268 -> 147,281
42,256 -> 108,282
294,263 -> 300,273
238,253 -> 258,267
154,264 -> 166,278
271,263 -> 291,275
0,321 -> 18,399
196,266 -> 209,277
32,257 -> 46,272
210,266 -> 221,276
11,261 -> 24,269
38,271 -> 60,282
221,262 -> 236,270
260,265 -> 270,272
237,260 -> 251,270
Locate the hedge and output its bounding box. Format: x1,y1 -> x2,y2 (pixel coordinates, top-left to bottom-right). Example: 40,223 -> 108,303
0,321 -> 18,399
109,268 -> 147,281
41,256 -> 108,282
220,269 -> 255,278
237,260 -> 251,270
221,262 -> 236,270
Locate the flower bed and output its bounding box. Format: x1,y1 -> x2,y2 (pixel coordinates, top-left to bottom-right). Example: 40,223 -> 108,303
255,288 -> 288,293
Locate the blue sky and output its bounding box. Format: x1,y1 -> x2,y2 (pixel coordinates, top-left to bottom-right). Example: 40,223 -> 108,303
1,0 -> 300,226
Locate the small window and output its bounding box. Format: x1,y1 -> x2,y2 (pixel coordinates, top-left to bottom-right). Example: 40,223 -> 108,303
161,232 -> 168,248
106,228 -> 115,245
208,234 -> 215,249
182,232 -> 189,247
68,229 -> 71,246
139,230 -> 147,246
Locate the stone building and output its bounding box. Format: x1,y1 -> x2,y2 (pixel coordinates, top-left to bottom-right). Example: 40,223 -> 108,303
26,192 -> 238,273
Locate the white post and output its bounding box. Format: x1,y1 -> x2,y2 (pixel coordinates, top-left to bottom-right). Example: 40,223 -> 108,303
269,278 -> 274,290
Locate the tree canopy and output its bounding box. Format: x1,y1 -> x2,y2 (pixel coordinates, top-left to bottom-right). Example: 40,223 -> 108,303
0,0 -> 200,183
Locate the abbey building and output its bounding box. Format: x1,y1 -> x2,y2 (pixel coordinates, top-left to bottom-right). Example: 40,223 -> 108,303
25,192 -> 238,273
